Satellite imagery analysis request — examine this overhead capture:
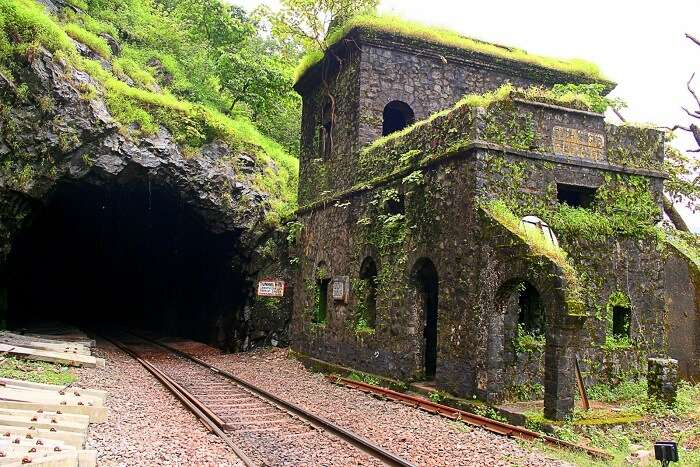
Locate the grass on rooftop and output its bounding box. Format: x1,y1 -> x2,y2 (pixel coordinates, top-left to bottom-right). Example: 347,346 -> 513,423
295,14 -> 607,83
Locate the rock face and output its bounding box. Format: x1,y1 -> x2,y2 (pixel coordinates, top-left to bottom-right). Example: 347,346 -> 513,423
0,48 -> 292,349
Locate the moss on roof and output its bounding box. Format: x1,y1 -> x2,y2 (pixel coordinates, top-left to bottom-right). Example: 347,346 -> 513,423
295,14 -> 608,83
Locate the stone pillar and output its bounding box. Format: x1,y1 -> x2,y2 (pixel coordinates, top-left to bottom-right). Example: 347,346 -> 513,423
647,357 -> 678,406
543,326 -> 576,420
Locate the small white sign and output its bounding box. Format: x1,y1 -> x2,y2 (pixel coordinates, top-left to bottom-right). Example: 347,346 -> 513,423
257,280 -> 285,297
332,276 -> 349,302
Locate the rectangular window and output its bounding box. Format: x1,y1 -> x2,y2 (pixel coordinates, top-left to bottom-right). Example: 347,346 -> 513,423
556,183 -> 597,208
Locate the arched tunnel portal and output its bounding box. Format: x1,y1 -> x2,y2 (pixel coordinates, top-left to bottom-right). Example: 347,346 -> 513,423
2,171 -> 249,345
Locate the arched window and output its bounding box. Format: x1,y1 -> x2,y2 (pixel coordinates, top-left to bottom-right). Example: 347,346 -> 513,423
358,257 -> 378,328
319,101 -> 333,158
382,101 -> 415,136
313,261 -> 330,323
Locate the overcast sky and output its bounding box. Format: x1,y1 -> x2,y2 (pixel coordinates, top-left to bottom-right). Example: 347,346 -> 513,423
238,0 -> 700,230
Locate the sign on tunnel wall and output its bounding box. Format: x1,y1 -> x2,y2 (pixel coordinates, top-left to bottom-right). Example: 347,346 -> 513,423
257,280 -> 285,297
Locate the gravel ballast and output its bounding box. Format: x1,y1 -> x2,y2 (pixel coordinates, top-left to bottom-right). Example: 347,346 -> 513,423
180,344 -> 571,467
74,339 -> 243,466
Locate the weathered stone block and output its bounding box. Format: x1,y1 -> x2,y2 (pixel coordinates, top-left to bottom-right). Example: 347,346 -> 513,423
647,357 -> 678,406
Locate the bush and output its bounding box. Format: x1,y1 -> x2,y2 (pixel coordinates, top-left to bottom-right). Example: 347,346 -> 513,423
64,22 -> 112,58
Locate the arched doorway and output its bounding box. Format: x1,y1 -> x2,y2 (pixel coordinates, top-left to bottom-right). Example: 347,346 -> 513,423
382,101 -> 415,136
411,258 -> 439,379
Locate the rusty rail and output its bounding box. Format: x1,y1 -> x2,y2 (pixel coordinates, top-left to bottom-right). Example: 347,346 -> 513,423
119,332 -> 416,467
327,375 -> 613,461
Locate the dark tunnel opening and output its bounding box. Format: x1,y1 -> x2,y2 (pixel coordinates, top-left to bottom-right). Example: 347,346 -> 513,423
4,176 -> 247,345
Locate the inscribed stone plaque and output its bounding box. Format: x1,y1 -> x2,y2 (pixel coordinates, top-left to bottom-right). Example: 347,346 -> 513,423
257,280 -> 285,297
332,276 -> 349,302
551,126 -> 605,160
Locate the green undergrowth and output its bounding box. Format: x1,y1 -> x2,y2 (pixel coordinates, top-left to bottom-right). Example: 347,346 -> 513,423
295,14 -> 607,82
63,22 -> 111,58
524,380 -> 700,466
0,0 -> 298,221
0,356 -> 75,385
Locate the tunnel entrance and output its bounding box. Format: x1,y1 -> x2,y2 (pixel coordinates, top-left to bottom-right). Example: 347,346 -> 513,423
4,175 -> 246,344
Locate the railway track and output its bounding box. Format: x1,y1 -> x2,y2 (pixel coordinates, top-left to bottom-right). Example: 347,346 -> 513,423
327,375 -> 613,461
101,332 -> 414,467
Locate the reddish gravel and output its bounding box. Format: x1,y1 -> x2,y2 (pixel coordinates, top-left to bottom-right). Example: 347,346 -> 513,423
73,339 -> 243,466
179,345 -> 572,467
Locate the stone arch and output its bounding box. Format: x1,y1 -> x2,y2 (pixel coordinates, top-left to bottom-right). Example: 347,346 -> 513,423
0,52 -> 276,348
495,278 -> 548,367
358,256 -> 378,328
409,257 -> 439,380
382,100 -> 415,136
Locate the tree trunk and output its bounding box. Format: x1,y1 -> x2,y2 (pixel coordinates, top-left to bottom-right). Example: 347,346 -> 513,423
663,196 -> 690,232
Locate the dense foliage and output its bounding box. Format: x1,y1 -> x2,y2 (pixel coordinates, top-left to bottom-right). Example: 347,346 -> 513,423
0,0 -> 303,221
65,0 -> 302,156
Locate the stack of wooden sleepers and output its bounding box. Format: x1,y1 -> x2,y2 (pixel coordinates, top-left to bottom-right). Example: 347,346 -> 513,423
0,331 -> 104,369
0,329 -> 106,466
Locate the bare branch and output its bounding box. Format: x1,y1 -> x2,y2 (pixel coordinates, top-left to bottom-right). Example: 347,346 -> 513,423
686,73 -> 700,109
613,108 -> 626,123
661,124 -> 692,132
686,33 -> 700,48
682,106 -> 700,119
663,196 -> 690,232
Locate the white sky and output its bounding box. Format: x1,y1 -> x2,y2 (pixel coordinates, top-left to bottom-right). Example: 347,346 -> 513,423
239,0 -> 700,231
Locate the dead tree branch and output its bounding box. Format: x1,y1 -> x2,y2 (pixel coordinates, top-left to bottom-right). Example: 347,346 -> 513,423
686,33 -> 700,48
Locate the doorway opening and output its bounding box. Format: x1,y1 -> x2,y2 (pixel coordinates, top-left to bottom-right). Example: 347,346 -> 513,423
412,258 -> 439,379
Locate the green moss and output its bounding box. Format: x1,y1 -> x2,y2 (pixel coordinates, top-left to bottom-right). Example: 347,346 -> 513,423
0,0 -> 74,65
663,230 -> 700,274
481,199 -> 585,314
112,57 -> 156,88
0,357 -> 75,385
295,14 -> 607,82
63,22 -> 112,59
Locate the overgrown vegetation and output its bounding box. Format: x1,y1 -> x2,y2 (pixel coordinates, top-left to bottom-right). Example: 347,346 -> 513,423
0,0 -> 300,221
294,14 -> 607,82
482,199 -> 584,313
0,357 -> 75,385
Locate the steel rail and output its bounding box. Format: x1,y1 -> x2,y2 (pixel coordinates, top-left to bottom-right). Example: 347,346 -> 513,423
126,332 -> 416,467
326,375 -> 613,461
100,334 -> 258,467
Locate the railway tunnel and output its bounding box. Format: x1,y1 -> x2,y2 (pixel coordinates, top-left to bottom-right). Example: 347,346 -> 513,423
2,173 -> 249,345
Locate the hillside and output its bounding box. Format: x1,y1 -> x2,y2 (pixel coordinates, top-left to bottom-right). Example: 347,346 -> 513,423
0,0 -> 299,222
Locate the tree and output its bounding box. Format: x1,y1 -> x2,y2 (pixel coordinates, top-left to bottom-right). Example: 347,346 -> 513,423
217,48 -> 291,116
663,33 -> 700,231
266,0 -> 378,51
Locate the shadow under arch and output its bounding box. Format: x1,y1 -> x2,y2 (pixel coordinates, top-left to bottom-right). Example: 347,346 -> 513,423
410,257 -> 439,379
383,100 -> 415,136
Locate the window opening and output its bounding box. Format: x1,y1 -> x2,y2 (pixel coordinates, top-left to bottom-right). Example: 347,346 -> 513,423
556,183 -> 597,208
358,257 -> 377,328
382,101 -> 415,136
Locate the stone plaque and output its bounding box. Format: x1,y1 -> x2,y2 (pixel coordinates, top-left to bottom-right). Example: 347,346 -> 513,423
551,126 -> 605,160
257,280 -> 285,297
332,276 -> 349,302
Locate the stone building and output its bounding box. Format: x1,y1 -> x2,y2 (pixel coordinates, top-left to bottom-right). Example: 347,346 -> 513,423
290,24 -> 700,419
